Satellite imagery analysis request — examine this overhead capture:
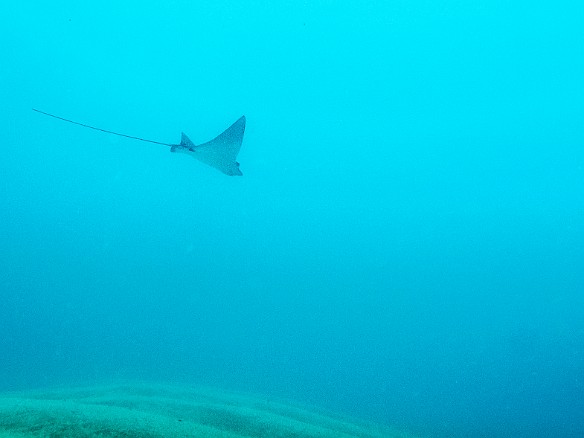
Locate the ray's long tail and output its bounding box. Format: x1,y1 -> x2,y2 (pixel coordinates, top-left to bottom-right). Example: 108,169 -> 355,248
32,108 -> 175,147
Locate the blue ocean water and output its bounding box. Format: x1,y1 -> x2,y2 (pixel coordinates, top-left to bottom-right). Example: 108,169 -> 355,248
1,1 -> 582,437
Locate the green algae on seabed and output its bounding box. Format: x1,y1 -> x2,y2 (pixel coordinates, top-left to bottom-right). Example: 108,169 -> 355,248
0,383 -> 416,438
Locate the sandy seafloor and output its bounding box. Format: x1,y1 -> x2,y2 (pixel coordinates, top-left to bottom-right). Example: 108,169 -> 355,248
0,383 -> 416,437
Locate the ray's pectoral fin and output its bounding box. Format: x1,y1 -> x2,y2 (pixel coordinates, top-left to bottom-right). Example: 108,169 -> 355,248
172,116 -> 246,176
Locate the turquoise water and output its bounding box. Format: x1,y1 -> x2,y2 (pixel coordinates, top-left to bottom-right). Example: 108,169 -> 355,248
1,1 -> 582,437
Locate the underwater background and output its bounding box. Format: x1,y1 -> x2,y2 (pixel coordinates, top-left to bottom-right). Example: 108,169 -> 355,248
1,1 -> 582,437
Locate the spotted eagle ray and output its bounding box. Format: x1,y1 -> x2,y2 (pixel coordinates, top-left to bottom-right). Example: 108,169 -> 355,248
32,109 -> 246,176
